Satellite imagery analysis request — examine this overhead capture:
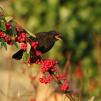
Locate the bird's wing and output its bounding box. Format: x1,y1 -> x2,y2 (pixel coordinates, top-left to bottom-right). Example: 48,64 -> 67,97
36,32 -> 55,53
30,48 -> 41,63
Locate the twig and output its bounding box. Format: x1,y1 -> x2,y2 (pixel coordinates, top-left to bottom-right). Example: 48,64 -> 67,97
50,73 -> 75,101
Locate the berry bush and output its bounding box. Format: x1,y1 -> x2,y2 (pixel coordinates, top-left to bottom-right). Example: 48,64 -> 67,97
0,7 -> 74,101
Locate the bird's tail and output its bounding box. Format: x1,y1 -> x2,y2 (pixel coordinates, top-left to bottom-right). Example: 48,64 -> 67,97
12,48 -> 41,63
12,49 -> 24,60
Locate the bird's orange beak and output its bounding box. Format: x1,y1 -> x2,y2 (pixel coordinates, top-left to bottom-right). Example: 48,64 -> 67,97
55,34 -> 62,40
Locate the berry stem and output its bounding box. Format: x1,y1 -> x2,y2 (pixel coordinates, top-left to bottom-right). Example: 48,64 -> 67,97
49,72 -> 75,101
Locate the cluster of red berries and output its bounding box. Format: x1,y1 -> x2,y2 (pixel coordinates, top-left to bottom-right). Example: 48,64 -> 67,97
60,80 -> 69,91
39,74 -> 52,84
15,32 -> 26,43
30,42 -> 42,56
14,31 -> 28,51
26,42 -> 41,64
0,22 -> 12,45
38,59 -> 70,92
0,18 -> 70,93
40,59 -> 58,73
0,21 -> 41,56
56,73 -> 66,80
0,21 -> 27,46
0,31 -> 13,45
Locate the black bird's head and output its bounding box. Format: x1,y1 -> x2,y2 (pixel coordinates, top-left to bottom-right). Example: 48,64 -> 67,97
48,31 -> 62,41
35,31 -> 62,53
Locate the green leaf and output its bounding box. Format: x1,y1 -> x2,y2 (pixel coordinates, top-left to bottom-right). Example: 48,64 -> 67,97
12,40 -> 19,48
0,20 -> 6,31
26,29 -> 36,38
0,38 -> 7,50
23,51 -> 29,63
0,16 -> 6,21
5,16 -> 13,22
0,7 -> 6,22
5,29 -> 12,36
0,42 -> 2,47
10,20 -> 17,36
26,43 -> 31,54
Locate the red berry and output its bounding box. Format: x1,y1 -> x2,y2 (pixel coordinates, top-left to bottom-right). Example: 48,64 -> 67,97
0,31 -> 6,38
16,32 -> 26,42
27,58 -> 30,64
21,32 -> 26,38
40,59 -> 57,73
75,61 -> 83,78
6,22 -> 11,29
4,36 -> 10,42
60,80 -> 69,91
39,74 -> 52,84
35,50 -> 42,56
21,43 -> 27,51
7,41 -> 13,45
56,73 -> 66,80
31,41 -> 38,49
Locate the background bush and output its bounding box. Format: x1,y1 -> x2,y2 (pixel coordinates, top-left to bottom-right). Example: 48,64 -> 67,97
0,0 -> 101,100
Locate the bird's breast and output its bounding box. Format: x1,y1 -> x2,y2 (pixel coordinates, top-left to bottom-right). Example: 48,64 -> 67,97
37,38 -> 55,53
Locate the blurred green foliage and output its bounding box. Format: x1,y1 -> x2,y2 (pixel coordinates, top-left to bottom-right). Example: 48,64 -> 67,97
8,0 -> 100,63
0,0 -> 101,100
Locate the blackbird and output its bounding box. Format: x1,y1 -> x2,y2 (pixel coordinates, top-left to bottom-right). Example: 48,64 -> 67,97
12,31 -> 62,63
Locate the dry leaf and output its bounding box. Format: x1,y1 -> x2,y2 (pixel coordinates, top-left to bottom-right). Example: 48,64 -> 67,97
88,96 -> 94,101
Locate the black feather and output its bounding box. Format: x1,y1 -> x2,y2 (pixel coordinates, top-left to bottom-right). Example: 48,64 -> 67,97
12,49 -> 23,60
36,31 -> 56,53
30,48 -> 41,63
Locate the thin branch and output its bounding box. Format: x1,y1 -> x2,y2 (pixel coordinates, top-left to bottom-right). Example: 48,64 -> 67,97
50,73 -> 75,101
